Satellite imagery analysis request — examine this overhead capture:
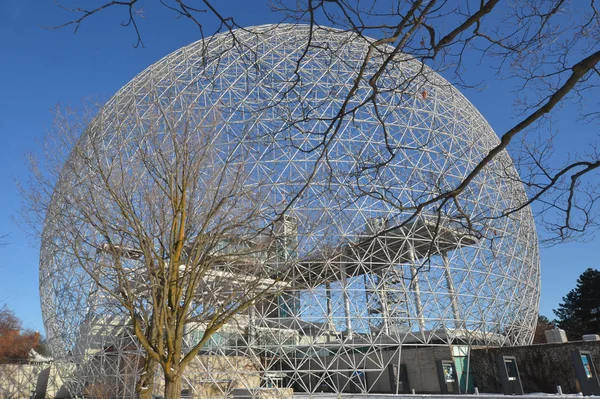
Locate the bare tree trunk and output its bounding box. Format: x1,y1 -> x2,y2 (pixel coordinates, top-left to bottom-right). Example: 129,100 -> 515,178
137,356 -> 158,399
164,372 -> 183,399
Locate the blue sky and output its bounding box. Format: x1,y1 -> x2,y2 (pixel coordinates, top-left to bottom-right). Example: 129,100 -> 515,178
0,1 -> 597,333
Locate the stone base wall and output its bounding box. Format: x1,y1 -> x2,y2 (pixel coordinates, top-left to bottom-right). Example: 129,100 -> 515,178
470,340 -> 600,394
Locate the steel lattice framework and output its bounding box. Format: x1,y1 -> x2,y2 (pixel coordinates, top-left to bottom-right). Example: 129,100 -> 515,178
40,24 -> 540,398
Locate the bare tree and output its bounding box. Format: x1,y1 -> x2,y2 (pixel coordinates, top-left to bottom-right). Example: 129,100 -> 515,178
51,0 -> 600,243
31,2 -> 599,397
26,99 -> 311,398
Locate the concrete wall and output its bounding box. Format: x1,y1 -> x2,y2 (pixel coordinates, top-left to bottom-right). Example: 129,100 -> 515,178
80,353 -> 262,398
0,356 -> 262,399
0,363 -> 68,399
402,346 -> 452,393
295,345 -> 453,394
470,340 -> 600,394
170,354 -> 262,398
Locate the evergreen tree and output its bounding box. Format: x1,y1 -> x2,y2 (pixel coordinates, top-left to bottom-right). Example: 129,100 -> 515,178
554,268 -> 600,340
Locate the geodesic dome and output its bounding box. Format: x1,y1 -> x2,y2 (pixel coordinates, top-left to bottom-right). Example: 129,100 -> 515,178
40,24 -> 540,397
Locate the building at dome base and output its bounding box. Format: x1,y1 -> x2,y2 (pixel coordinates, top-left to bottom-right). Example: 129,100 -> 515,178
39,24 -> 540,398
